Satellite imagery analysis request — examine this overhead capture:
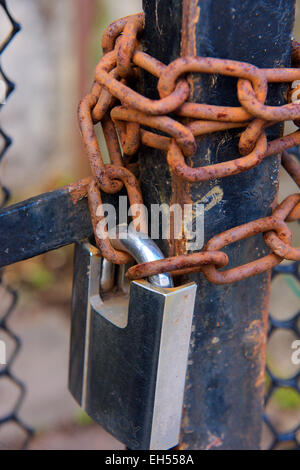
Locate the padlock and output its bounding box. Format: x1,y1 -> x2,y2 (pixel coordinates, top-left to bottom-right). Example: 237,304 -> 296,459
69,224 -> 196,450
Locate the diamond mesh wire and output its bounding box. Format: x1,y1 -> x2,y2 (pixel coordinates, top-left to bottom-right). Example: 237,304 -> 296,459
0,0 -> 33,449
264,147 -> 300,450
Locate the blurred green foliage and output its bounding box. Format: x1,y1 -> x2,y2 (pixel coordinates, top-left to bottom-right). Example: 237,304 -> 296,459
26,264 -> 55,290
273,387 -> 300,410
75,410 -> 93,427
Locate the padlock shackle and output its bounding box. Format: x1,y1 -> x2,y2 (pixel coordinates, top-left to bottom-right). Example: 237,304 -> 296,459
110,224 -> 173,288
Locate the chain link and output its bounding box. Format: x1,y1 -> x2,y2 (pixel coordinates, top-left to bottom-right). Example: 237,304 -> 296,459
79,12 -> 300,284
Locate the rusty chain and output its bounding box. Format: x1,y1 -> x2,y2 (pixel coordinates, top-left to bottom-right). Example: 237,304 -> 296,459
78,12 -> 300,285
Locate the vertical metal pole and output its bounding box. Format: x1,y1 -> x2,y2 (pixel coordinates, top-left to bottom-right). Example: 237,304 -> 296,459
76,0 -> 95,178
140,0 -> 296,449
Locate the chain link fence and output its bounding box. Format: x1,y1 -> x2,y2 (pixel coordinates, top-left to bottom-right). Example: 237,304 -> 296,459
264,148 -> 300,450
0,0 -> 33,450
265,261 -> 300,449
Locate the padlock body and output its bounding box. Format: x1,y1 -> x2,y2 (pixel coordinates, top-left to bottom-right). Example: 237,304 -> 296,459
69,241 -> 196,450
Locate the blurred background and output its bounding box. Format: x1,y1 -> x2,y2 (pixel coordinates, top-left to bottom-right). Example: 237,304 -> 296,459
0,0 -> 299,450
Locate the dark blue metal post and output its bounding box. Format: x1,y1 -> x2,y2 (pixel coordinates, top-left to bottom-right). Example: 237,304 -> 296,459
140,0 -> 296,449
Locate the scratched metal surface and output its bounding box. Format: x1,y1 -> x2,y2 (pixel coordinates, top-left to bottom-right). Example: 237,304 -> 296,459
141,0 -> 295,449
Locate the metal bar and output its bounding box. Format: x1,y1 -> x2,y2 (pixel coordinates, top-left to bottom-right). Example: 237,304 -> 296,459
141,0 -> 295,449
0,178 -> 118,267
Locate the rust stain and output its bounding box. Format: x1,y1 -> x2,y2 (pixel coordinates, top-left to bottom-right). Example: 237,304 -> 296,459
67,177 -> 91,204
243,319 -> 267,389
170,0 -> 200,260
205,431 -> 224,450
181,0 -> 200,57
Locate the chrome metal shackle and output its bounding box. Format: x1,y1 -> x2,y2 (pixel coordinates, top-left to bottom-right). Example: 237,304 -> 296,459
109,223 -> 173,288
